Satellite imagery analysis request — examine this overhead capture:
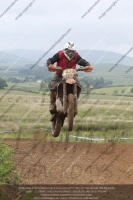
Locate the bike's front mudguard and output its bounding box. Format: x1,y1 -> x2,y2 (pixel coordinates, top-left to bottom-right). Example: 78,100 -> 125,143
56,80 -> 80,115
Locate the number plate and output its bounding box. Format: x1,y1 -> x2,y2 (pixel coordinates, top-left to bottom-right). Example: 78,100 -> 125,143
62,69 -> 77,79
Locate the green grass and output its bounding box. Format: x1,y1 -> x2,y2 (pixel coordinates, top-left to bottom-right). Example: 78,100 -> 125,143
0,88 -> 133,143
6,81 -> 41,92
0,142 -> 20,184
78,106 -> 133,117
92,86 -> 131,95
80,93 -> 133,101
0,89 -> 41,96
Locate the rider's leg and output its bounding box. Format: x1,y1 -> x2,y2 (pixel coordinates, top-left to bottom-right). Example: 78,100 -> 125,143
49,89 -> 56,114
49,73 -> 62,114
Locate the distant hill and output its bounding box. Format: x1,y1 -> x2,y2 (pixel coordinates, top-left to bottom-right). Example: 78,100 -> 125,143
91,63 -> 130,72
9,49 -> 133,66
0,51 -> 34,67
0,49 -> 133,70
78,50 -> 133,66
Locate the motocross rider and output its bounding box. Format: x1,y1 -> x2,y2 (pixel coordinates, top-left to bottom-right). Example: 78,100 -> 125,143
47,42 -> 93,114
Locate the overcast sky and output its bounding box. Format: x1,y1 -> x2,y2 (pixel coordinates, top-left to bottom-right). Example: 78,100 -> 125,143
0,0 -> 133,57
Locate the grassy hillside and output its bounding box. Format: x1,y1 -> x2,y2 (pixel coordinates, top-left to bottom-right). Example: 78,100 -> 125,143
0,90 -> 133,143
0,51 -> 34,67
9,49 -> 133,66
92,86 -> 131,94
81,63 -> 133,86
2,82 -> 133,96
6,82 -> 41,92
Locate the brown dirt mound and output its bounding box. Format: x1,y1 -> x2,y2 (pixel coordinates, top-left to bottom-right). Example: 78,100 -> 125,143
1,138 -> 133,184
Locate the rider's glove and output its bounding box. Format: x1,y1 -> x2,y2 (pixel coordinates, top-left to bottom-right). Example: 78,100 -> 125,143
83,65 -> 93,72
48,64 -> 56,72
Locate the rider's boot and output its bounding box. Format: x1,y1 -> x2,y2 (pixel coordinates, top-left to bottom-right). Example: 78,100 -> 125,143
49,91 -> 56,114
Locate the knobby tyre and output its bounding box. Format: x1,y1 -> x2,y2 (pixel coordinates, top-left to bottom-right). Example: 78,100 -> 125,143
67,93 -> 74,131
51,117 -> 62,137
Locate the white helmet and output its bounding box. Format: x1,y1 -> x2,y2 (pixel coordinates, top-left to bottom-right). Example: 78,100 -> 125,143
64,42 -> 76,60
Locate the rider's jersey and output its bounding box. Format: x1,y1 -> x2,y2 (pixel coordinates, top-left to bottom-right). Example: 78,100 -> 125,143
56,50 -> 78,74
47,50 -> 90,74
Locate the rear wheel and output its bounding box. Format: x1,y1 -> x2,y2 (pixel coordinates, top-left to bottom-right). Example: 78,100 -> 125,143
51,117 -> 62,137
67,93 -> 74,131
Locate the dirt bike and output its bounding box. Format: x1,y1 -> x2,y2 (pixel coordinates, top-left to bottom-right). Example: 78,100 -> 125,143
49,66 -> 92,137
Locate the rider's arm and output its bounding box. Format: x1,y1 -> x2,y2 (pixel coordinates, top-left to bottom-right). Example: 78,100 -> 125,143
76,55 -> 91,66
47,53 -> 59,66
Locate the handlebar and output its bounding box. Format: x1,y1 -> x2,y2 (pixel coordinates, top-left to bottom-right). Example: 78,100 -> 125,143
49,66 -> 92,71
76,67 -> 89,71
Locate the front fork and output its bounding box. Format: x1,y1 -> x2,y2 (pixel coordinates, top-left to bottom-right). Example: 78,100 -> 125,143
63,81 -> 67,114
74,83 -> 78,115
63,80 -> 78,116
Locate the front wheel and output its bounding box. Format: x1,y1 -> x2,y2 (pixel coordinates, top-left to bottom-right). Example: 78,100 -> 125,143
51,117 -> 62,137
67,93 -> 74,131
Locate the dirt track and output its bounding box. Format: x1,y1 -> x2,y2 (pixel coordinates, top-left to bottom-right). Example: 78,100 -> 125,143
1,138 -> 133,184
